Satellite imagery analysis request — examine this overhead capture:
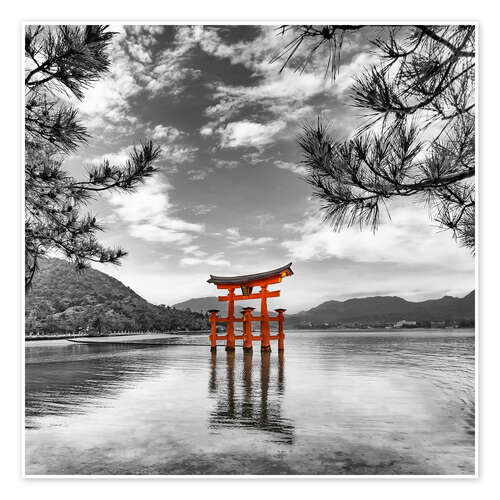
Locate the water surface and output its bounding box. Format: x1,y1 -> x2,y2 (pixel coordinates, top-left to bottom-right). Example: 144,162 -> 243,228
25,330 -> 475,475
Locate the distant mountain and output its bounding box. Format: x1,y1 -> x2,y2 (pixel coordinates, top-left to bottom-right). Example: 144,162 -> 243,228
25,258 -> 209,335
173,296 -> 259,316
175,291 -> 475,328
173,296 -> 224,314
287,291 -> 475,327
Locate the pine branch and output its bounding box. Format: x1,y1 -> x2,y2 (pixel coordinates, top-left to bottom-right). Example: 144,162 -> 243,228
24,25 -> 162,286
72,141 -> 161,193
25,25 -> 115,99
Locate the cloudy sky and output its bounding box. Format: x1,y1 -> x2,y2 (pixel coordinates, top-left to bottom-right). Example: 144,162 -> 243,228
64,25 -> 474,313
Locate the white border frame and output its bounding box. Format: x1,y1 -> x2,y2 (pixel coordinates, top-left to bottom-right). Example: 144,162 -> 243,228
20,20 -> 479,480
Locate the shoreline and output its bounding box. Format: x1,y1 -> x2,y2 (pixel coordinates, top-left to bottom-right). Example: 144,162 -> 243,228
25,327 -> 474,342
25,330 -> 211,341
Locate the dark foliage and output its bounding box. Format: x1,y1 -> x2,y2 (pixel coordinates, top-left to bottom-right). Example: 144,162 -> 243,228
275,25 -> 475,251
25,258 -> 209,335
25,25 -> 161,288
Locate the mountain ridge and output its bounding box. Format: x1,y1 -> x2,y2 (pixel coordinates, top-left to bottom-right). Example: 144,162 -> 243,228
174,291 -> 475,327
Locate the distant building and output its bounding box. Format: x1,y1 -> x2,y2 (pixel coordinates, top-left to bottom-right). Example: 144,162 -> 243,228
430,321 -> 446,328
394,319 -> 417,328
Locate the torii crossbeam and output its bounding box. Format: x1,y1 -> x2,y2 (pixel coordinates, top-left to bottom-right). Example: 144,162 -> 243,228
206,262 -> 293,352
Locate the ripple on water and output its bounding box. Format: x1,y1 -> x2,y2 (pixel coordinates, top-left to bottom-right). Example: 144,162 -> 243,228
25,330 -> 475,475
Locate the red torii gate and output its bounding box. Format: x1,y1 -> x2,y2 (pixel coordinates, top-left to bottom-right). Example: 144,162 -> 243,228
207,262 -> 293,352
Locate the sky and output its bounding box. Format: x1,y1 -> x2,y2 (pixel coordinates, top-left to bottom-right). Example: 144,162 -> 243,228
63,25 -> 475,313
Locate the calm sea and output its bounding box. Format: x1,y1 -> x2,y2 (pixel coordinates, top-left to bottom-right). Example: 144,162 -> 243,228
25,329 -> 475,475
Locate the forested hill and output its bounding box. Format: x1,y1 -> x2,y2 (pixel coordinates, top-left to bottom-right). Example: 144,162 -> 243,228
25,258 -> 209,335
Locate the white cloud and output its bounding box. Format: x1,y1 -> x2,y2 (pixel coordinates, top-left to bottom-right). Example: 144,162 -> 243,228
225,227 -> 273,247
161,144 -> 198,164
209,74 -> 328,115
149,124 -> 182,142
186,169 -> 208,181
89,138 -> 196,176
281,203 -> 474,270
274,160 -> 308,176
184,245 -> 207,258
128,42 -> 152,63
141,26 -> 202,96
180,254 -> 231,268
200,125 -> 214,136
127,25 -> 165,40
77,27 -> 141,132
190,204 -> 216,216
179,245 -> 230,267
77,25 -> 201,133
239,236 -> 274,246
226,227 -> 240,238
89,145 -> 136,166
128,223 -> 199,244
214,159 -> 239,169
180,243 -> 231,268
253,214 -> 274,227
97,213 -> 119,226
218,120 -> 287,149
198,26 -> 376,150
92,127 -> 198,172
107,176 -> 204,244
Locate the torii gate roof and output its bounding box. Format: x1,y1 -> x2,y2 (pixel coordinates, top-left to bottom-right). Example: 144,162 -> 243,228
207,262 -> 293,285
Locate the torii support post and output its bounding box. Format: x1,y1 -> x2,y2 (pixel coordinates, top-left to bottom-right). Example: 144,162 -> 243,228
242,307 -> 254,352
225,289 -> 236,351
275,308 -> 286,351
260,285 -> 271,352
208,309 -> 219,352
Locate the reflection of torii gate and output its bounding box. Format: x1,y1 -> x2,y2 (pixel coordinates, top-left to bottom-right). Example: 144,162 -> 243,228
206,263 -> 293,352
208,350 -> 294,444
